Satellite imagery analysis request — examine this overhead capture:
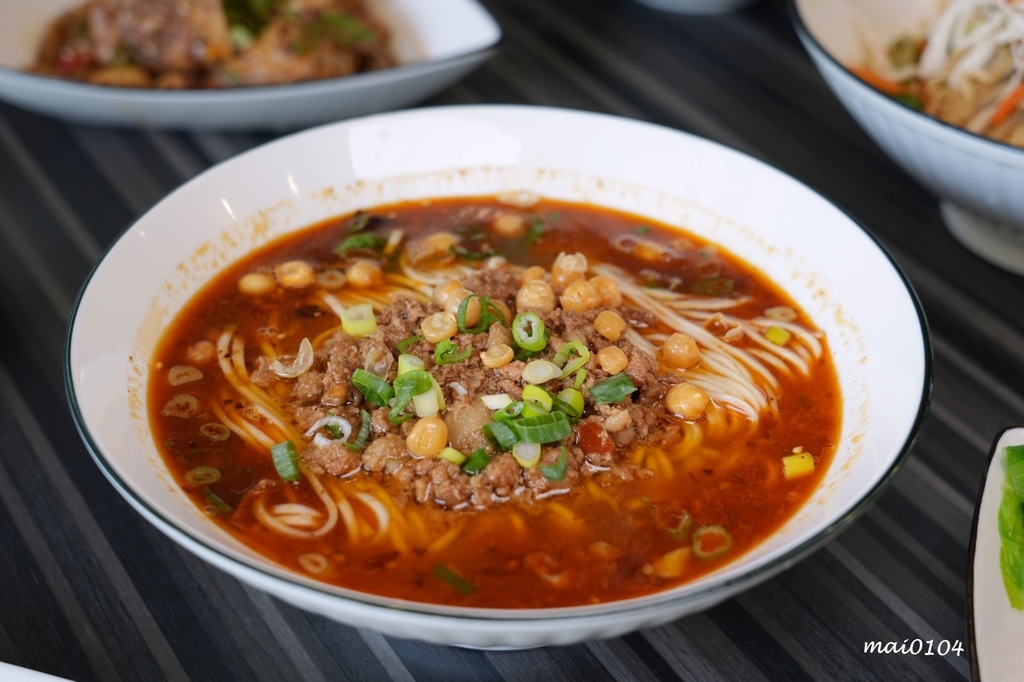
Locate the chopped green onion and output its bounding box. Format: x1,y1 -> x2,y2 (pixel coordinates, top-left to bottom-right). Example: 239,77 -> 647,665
539,445 -> 568,481
450,245 -> 496,261
514,348 -> 542,362
522,385 -> 553,418
271,440 -> 301,482
438,447 -> 466,465
522,360 -> 562,384
435,339 -> 472,365
456,294 -> 502,334
553,341 -> 590,378
512,311 -> 547,352
480,393 -> 513,410
462,448 -> 491,475
693,525 -> 733,559
512,441 -> 542,468
573,368 -> 588,389
397,353 -> 425,376
513,412 -> 572,444
351,368 -> 394,407
335,232 -> 384,254
483,421 -> 518,451
894,92 -> 924,110
341,303 -> 377,338
345,409 -> 372,451
184,466 -> 221,487
345,212 -> 372,233
433,564 -> 476,594
764,326 -> 791,346
493,401 -> 524,423
554,387 -> 584,419
525,217 -> 545,246
413,385 -> 441,418
203,490 -> 232,514
395,334 -> 423,353
589,373 -> 636,405
389,370 -> 433,424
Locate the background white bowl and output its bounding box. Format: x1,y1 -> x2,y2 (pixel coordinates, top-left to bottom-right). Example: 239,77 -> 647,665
0,0 -> 499,131
792,0 -> 1024,276
66,105 -> 930,648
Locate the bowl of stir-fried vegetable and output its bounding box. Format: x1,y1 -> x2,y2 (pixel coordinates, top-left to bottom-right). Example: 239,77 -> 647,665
791,0 -> 1024,276
0,0 -> 500,130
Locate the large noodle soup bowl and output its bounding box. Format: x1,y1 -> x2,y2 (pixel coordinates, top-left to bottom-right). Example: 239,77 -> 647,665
792,0 -> 1024,275
66,106 -> 929,649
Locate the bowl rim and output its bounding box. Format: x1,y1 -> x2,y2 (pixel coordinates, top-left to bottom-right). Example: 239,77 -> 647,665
787,0 -> 1024,159
63,104 -> 934,622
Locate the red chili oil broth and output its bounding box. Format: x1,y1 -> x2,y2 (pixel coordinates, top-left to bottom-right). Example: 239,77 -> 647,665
148,197 -> 841,608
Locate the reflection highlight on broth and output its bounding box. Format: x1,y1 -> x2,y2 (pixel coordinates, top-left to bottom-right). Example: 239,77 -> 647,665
148,196 -> 841,608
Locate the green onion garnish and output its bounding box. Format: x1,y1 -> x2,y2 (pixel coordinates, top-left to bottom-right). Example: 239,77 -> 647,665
539,445 -> 569,481
692,277 -> 734,296
512,311 -> 547,352
525,217 -> 545,246
493,400 -> 524,423
456,294 -> 503,334
589,373 -> 637,405
345,409 -> 372,451
512,412 -> 572,444
450,245 -> 496,261
433,564 -> 476,595
553,387 -> 584,419
521,384 -> 553,418
483,421 -> 518,451
434,339 -> 472,365
271,440 -> 301,482
552,340 -> 590,378
389,369 -> 433,424
203,490 -> 232,514
184,466 -> 221,487
345,212 -> 372,233
693,525 -> 733,560
462,448 -> 491,475
573,368 -> 588,389
335,232 -> 384,254
351,368 -> 394,407
341,303 -> 377,337
395,334 -> 423,353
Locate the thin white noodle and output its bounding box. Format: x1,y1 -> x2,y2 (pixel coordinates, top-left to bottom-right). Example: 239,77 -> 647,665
354,491 -> 390,542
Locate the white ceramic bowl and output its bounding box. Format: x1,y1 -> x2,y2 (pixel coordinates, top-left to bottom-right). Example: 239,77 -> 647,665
792,0 -> 1024,275
0,0 -> 499,131
66,105 -> 931,648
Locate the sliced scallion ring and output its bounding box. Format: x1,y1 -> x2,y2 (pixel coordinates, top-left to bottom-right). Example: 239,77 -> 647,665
271,440 -> 301,482
512,441 -> 542,468
483,421 -> 518,451
351,368 -> 395,407
522,360 -> 561,384
341,304 -> 377,338
521,384 -> 553,418
512,311 -> 547,352
512,412 -> 572,444
553,340 -> 590,378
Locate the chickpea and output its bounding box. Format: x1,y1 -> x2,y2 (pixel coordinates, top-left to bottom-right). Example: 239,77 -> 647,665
560,279 -> 601,313
481,343 -> 514,368
442,289 -> 481,327
594,310 -> 626,341
664,383 -> 709,420
238,272 -> 275,296
597,346 -> 629,374
551,252 -> 588,293
345,260 -> 383,288
521,265 -> 547,284
589,275 -> 622,307
425,232 -> 460,254
432,279 -> 464,307
185,340 -> 216,365
516,280 -> 556,313
406,417 -> 449,457
491,299 -> 513,326
421,312 -> 458,343
274,260 -> 315,289
493,213 -> 525,237
659,332 -> 700,369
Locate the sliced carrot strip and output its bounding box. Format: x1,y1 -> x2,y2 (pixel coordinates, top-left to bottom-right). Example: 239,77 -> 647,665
849,66 -> 906,96
990,83 -> 1024,127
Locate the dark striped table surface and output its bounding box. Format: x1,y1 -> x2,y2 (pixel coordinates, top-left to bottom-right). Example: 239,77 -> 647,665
2,0 -> 1022,679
